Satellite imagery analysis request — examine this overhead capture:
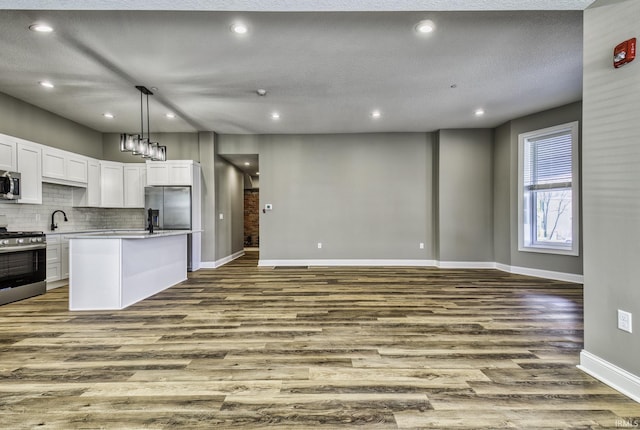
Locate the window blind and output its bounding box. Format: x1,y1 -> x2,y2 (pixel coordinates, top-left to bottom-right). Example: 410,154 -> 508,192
524,130 -> 572,189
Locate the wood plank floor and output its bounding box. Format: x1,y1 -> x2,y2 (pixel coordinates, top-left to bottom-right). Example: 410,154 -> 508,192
1,250 -> 639,429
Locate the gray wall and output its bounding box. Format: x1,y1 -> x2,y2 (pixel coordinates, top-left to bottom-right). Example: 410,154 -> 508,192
102,132 -> 200,163
492,101 -> 583,274
198,132 -> 216,263
256,133 -> 433,261
583,0 -> 640,375
437,129 -> 494,262
493,122 -> 511,265
215,153 -> 245,259
0,91 -> 102,158
218,134 -> 260,155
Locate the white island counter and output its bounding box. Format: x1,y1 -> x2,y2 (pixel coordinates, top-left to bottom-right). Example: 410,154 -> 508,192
68,230 -> 189,311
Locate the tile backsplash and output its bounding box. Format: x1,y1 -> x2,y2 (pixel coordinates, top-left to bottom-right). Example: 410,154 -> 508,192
0,183 -> 145,232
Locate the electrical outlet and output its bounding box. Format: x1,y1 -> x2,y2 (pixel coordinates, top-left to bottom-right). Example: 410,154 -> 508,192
419,242 -> 424,249
618,310 -> 633,333
317,242 -> 322,249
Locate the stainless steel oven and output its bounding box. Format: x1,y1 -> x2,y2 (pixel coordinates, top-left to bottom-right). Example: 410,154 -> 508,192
0,230 -> 46,305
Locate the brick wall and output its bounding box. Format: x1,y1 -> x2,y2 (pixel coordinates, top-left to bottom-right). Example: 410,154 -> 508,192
244,189 -> 259,246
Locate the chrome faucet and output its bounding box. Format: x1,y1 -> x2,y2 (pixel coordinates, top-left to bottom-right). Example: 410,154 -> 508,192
51,210 -> 68,231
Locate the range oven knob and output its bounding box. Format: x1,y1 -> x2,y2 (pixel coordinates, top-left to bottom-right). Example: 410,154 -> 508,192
30,238 -> 38,243
17,238 -> 25,244
0,239 -> 8,245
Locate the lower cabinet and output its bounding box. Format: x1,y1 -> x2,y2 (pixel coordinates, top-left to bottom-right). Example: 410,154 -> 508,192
46,235 -> 69,286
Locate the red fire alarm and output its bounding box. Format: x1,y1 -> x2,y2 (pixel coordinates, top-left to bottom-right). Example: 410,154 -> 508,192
614,37 -> 636,68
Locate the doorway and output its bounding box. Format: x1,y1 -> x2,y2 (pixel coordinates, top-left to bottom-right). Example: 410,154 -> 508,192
244,189 -> 259,250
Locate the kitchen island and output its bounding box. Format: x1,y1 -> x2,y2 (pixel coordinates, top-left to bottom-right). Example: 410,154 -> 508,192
67,230 -> 189,311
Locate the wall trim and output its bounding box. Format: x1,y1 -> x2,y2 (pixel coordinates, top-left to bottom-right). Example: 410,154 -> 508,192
578,350 -> 640,404
506,264 -> 584,283
437,261 -> 496,269
257,259 -> 582,283
258,259 -> 436,267
200,250 -> 245,269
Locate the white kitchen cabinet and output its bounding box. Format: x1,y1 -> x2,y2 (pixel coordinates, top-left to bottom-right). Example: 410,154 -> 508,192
0,135 -> 17,171
16,141 -> 42,204
86,159 -> 101,206
146,160 -> 195,186
72,158 -> 101,207
42,147 -> 88,186
46,234 -> 70,287
123,163 -> 146,208
61,238 -> 70,279
100,161 -> 124,208
46,235 -> 61,283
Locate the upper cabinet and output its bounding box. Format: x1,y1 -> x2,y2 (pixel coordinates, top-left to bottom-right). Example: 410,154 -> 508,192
123,164 -> 146,208
100,161 -> 124,208
42,147 -> 88,186
146,160 -> 195,186
72,158 -> 101,207
16,141 -> 42,205
0,135 -> 17,171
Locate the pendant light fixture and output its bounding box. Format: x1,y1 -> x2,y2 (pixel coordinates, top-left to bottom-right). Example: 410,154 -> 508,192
119,85 -> 166,161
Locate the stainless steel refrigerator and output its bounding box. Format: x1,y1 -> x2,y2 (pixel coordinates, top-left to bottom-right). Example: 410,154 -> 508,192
144,186 -> 194,270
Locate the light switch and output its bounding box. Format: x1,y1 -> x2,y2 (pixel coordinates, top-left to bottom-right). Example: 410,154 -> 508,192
219,213 -> 224,220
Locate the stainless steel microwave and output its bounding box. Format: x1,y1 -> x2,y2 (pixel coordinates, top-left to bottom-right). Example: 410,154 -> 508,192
0,171 -> 21,200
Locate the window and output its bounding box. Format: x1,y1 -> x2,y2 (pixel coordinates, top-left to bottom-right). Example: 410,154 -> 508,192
518,121 -> 579,255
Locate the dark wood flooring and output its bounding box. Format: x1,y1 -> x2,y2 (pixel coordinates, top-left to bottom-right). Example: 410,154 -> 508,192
1,250 -> 639,429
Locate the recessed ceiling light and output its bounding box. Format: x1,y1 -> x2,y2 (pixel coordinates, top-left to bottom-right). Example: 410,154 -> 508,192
371,110 -> 381,119
231,22 -> 248,34
39,81 -> 54,88
256,172 -> 260,175
165,113 -> 176,119
103,113 -> 114,119
244,162 -> 251,166
416,19 -> 436,34
29,23 -> 53,33
256,89 -> 267,96
475,109 -> 485,116
271,112 -> 280,120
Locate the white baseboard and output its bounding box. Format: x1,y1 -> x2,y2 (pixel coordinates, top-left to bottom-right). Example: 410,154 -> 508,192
437,261 -> 496,269
578,350 -> 640,403
200,250 -> 245,269
257,258 -> 581,283
258,259 -> 436,267
46,280 -> 67,290
506,264 -> 584,283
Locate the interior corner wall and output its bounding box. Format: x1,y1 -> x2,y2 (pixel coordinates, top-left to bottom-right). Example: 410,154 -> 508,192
258,133 -> 433,261
215,152 -> 245,260
0,91 -> 102,158
198,131 -> 216,263
507,102 -> 583,275
493,122 -> 512,266
582,0 -> 640,376
437,129 -> 494,262
102,132 -> 200,163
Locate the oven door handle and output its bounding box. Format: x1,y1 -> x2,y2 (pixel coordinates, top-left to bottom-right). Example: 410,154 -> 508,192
0,244 -> 47,254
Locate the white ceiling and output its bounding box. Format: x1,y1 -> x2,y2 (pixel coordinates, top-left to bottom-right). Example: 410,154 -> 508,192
0,1 -> 590,137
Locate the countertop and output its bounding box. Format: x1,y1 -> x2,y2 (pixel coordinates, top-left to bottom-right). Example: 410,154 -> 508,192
65,230 -> 192,239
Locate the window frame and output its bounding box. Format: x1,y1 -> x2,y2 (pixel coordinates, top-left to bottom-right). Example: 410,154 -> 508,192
517,121 -> 579,256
